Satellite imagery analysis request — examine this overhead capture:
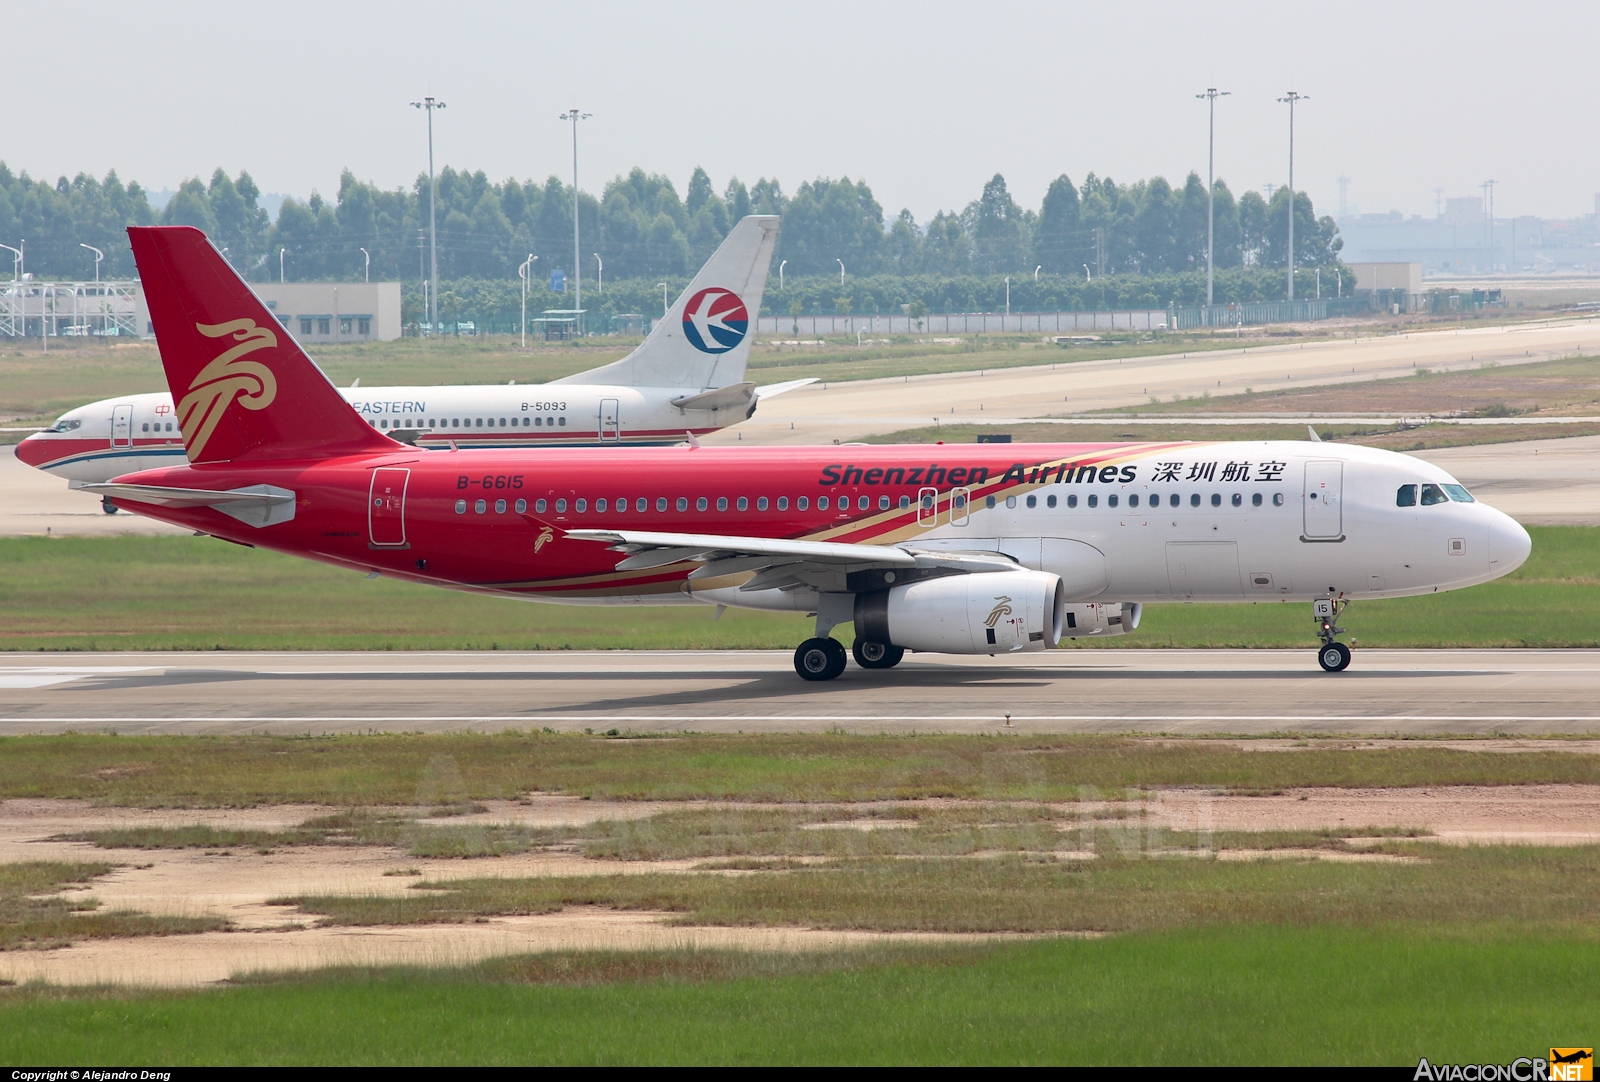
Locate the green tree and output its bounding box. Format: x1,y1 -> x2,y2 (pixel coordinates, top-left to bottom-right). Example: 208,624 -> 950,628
1032,174 -> 1082,274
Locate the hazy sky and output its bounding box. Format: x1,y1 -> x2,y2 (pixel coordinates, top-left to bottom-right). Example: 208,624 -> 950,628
9,0 -> 1597,222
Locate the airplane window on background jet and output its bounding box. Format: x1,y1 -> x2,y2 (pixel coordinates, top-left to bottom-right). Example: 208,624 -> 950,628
495,499 -> 506,514
1087,494 -> 1098,508
737,497 -> 748,511
1027,495 -> 1038,508
678,497 -> 689,511
1421,483 -> 1448,506
536,499 -> 548,513
535,417 -> 542,426
575,499 -> 587,512
798,496 -> 809,510
1190,494 -> 1201,507
596,498 -> 607,512
778,496 -> 789,510
501,418 -> 508,427
455,499 -> 466,514
1273,493 -> 1284,506
1232,493 -> 1242,506
452,419 -> 459,428
656,497 -> 667,511
1253,493 -> 1263,507
515,499 -> 526,513
878,496 -> 889,510
697,497 -> 708,511
1211,494 -> 1222,507
1443,484 -> 1475,503
474,499 -> 486,514
556,499 -> 568,513
559,417 -> 567,426
1108,494 -> 1119,508
141,423 -> 149,432
818,496 -> 829,510
1047,494 -> 1057,508
756,497 -> 767,511
476,419 -> 483,428
1067,494 -> 1078,508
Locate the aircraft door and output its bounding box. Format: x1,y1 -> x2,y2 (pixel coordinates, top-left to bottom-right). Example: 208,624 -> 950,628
950,486 -> 971,526
1303,461 -> 1344,540
368,467 -> 410,547
599,398 -> 620,442
111,404 -> 133,448
917,486 -> 939,527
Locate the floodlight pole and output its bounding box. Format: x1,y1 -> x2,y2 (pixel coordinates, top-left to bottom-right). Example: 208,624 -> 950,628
80,243 -> 104,283
279,248 -> 285,283
360,247 -> 370,283
560,107 -> 592,328
518,253 -> 537,349
410,96 -> 447,332
837,259 -> 845,285
1277,91 -> 1307,301
593,253 -> 602,293
1196,87 -> 1230,308
1034,265 -> 1041,281
779,259 -> 786,290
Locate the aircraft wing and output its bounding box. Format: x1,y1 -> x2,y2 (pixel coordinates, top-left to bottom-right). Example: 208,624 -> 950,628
753,378 -> 820,399
82,482 -> 296,528
564,527 -> 1017,592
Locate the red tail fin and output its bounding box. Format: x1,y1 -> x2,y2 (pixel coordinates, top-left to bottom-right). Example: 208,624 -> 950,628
128,226 -> 394,463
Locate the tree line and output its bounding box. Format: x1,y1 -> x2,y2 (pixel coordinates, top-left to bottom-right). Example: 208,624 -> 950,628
0,160 -> 1341,299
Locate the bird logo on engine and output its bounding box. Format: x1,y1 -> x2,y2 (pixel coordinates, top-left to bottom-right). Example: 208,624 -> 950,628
681,288 -> 748,354
984,597 -> 1014,627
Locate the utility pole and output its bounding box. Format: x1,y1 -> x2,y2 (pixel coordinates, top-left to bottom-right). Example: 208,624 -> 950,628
1433,187 -> 1445,219
1277,91 -> 1308,301
518,253 -> 537,349
1481,179 -> 1497,272
559,107 -> 592,328
1196,88 -> 1230,308
409,96 -> 446,332
360,247 -> 370,283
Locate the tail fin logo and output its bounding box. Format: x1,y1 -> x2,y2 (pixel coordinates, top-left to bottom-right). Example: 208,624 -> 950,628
176,319 -> 278,460
681,288 -> 748,354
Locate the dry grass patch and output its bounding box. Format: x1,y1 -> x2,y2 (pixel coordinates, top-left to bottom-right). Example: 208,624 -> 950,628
0,862 -> 223,950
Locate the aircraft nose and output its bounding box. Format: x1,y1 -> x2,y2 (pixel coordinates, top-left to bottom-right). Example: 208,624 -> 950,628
14,433 -> 52,470
1487,511 -> 1532,576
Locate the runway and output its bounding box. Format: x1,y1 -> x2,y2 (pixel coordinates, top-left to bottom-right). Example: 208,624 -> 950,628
2,649 -> 1597,736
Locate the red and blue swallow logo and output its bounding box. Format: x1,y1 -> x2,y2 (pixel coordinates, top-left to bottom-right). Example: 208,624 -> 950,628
681,288 -> 748,354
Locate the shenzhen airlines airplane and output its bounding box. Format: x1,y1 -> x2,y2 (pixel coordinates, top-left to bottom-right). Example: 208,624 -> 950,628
90,226 -> 1532,679
17,216 -> 810,505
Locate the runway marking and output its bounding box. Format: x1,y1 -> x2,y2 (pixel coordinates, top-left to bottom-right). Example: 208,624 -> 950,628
6,715 -> 1600,725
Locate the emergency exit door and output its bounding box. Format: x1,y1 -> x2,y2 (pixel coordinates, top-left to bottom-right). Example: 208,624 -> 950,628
1303,461 -> 1344,540
368,467 -> 410,547
599,398 -> 620,442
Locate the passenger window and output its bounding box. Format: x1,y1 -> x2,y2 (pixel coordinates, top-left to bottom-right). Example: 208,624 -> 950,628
555,499 -> 568,513
1231,493 -> 1242,507
697,497 -> 709,511
717,497 -> 728,511
454,499 -> 466,514
559,417 -> 566,427
1006,495 -> 1016,508
1251,493 -> 1262,507
656,497 -> 667,512
1108,494 -> 1119,508
1421,483 -> 1448,506
898,495 -> 910,509
798,496 -> 809,511
575,499 -> 587,512
677,497 -> 689,511
1087,494 -> 1098,508
1273,493 -> 1284,506
985,495 -> 996,509
536,498 -> 548,513
1067,494 -> 1078,508
474,499 -> 486,514
615,498 -> 626,513
515,499 -> 526,514
495,499 -> 506,514
878,495 -> 890,510
738,497 -> 749,511
476,419 -> 483,428
141,422 -> 149,432
1047,494 -> 1057,508
1211,493 -> 1222,507
1442,484 -> 1475,503
1126,494 -> 1137,508
596,498 -> 607,512
1190,493 -> 1201,507
1396,484 -> 1417,507
535,417 -> 542,427
777,496 -> 789,511
1027,494 -> 1038,508
756,497 -> 767,511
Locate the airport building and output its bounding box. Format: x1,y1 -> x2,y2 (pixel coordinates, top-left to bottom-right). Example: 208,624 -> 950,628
0,279 -> 403,342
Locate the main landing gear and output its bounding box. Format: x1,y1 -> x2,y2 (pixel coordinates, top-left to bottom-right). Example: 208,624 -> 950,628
852,640 -> 905,670
101,496 -> 119,515
794,637 -> 847,681
1314,596 -> 1352,672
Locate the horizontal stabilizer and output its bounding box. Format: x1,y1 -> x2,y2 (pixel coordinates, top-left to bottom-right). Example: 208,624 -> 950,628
754,378 -> 820,400
83,482 -> 296,528
671,382 -> 756,413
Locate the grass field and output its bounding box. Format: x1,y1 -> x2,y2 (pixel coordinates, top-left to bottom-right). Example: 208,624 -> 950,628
1,926 -> 1594,1064
0,526 -> 1593,651
5,732 -> 1598,806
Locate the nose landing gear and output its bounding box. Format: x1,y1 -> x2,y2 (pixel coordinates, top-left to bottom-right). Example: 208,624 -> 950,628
1314,596 -> 1351,672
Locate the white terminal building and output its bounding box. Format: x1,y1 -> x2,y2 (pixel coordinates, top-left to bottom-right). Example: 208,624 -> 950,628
0,279 -> 403,342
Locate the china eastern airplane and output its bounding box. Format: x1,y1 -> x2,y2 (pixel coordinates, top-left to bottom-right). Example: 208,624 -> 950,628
88,225 -> 1531,679
17,216 -> 812,506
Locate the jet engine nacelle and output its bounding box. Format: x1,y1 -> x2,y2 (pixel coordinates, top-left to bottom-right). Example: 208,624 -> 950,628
1061,601 -> 1142,638
854,570 -> 1065,654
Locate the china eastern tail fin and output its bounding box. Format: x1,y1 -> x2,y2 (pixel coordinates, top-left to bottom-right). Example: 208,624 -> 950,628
128,225 -> 396,464
554,214 -> 779,391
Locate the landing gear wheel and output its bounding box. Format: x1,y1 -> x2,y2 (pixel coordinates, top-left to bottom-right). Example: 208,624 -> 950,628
1318,642 -> 1351,672
101,497 -> 119,515
795,637 -> 847,681
852,640 -> 905,670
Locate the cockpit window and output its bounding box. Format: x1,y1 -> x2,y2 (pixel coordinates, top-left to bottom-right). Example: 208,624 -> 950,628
46,418 -> 82,433
1442,484 -> 1475,503
1420,483 -> 1449,506
1396,485 -> 1417,507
